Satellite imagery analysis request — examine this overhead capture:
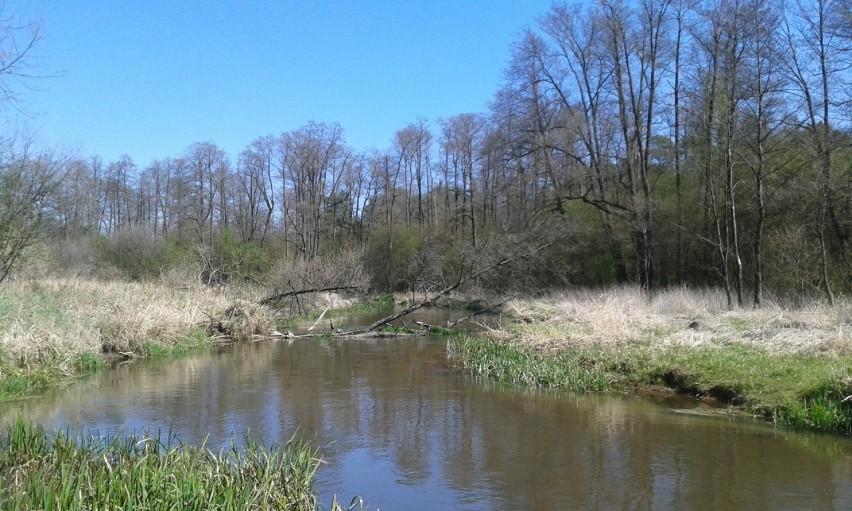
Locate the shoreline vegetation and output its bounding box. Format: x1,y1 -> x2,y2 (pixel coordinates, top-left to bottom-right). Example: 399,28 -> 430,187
0,279 -> 850,508
0,277 -> 280,401
0,278 -> 849,435
0,419 -> 322,511
0,277 -> 370,510
449,287 -> 852,434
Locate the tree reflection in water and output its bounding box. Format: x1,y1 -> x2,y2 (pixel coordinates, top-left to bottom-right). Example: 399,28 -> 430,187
1,337 -> 851,510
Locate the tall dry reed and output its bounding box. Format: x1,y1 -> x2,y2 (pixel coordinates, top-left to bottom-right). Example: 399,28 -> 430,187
503,285 -> 851,355
0,278 -> 280,374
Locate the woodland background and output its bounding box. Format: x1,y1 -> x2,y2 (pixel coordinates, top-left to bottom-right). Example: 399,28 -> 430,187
3,0 -> 851,307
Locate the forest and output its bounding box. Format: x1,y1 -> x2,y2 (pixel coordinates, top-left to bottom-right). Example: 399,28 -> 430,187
2,0 -> 851,307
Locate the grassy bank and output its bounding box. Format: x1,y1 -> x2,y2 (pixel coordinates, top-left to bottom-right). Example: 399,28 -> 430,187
449,287 -> 852,433
0,419 -> 322,510
0,278 -> 279,400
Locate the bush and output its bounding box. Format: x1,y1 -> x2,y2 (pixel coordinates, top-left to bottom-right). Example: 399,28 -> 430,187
204,230 -> 272,284
98,228 -> 188,281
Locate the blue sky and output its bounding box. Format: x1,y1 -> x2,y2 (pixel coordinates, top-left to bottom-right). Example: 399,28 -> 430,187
10,1 -> 552,166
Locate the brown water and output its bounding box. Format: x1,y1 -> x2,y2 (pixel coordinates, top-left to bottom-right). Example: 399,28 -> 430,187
2,335 -> 851,510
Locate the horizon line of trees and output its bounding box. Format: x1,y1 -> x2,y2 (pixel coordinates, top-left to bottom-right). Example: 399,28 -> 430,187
3,0 -> 852,306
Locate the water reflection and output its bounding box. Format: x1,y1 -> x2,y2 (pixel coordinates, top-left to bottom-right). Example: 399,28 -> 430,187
1,338 -> 851,510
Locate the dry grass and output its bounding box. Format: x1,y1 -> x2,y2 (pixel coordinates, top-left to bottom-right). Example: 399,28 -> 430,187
0,277 -> 281,375
504,286 -> 852,355
458,287 -> 852,433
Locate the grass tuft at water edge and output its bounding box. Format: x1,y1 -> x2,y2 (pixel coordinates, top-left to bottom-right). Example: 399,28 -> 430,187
0,418 -> 323,510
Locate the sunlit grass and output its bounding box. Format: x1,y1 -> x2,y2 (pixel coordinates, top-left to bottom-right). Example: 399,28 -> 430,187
0,418 -> 322,510
450,333 -> 852,434
449,335 -> 615,392
504,286 -> 851,354
452,285 -> 852,434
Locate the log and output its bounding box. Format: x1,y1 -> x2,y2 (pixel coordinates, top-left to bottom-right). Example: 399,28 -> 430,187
366,280 -> 462,331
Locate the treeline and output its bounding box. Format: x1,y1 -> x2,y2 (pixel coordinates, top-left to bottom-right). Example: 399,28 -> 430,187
4,0 -> 852,304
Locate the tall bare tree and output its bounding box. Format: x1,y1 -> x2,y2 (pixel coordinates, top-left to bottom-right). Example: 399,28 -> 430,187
0,137 -> 64,282
236,136 -> 277,246
279,122 -> 345,259
783,0 -> 852,303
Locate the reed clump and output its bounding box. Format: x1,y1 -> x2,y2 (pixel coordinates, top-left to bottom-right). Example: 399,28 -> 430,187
454,286 -> 852,434
0,418 -> 320,510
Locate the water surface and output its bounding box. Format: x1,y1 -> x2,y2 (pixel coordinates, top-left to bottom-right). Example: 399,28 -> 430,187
2,336 -> 851,510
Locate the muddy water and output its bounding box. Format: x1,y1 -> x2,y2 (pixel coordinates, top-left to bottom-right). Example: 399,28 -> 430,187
2,336 -> 851,510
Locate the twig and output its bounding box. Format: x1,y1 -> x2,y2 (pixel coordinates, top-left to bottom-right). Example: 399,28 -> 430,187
308,306 -> 331,332
446,296 -> 514,327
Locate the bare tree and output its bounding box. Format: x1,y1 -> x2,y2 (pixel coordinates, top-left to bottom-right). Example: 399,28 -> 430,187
601,0 -> 672,290
0,136 -> 64,283
738,0 -> 791,306
439,114 -> 485,247
783,0 -> 852,303
279,122 -> 345,259
236,136 -> 277,246
0,8 -> 42,108
537,3 -> 630,281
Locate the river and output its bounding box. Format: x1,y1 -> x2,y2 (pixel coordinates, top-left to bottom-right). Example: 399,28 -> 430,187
1,332 -> 851,510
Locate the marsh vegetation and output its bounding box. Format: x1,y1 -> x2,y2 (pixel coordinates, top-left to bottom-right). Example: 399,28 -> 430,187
450,287 -> 852,433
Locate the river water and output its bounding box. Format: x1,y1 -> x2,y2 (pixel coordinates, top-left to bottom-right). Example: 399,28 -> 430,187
1,332 -> 851,510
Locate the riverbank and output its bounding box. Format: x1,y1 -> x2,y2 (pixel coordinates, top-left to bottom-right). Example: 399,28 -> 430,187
5,280 -> 851,434
449,287 -> 852,433
0,277 -> 280,400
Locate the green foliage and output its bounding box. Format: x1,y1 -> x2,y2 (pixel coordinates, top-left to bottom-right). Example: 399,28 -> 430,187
782,397 -> 852,434
0,365 -> 66,401
0,419 -> 322,510
424,325 -> 458,336
74,352 -> 106,373
448,335 -> 613,392
141,330 -> 209,359
365,227 -> 424,291
207,229 -> 272,283
450,335 -> 852,434
333,295 -> 394,316
0,377 -> 29,398
97,229 -> 190,281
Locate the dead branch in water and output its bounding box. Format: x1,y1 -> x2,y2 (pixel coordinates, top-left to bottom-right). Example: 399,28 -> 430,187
365,238 -> 548,331
366,279 -> 464,331
307,305 -> 331,332
259,286 -> 361,306
446,296 -> 514,327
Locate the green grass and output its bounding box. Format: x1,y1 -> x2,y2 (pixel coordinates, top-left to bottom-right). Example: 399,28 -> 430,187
279,295 -> 393,330
448,335 -> 614,392
420,325 -> 459,336
0,418 -> 322,510
449,334 -> 852,434
0,363 -> 68,401
327,295 -> 394,319
140,327 -> 211,359
0,327 -> 213,403
74,352 -> 107,372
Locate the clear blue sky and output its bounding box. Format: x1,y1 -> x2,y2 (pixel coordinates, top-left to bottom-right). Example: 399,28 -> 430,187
11,1 -> 553,166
